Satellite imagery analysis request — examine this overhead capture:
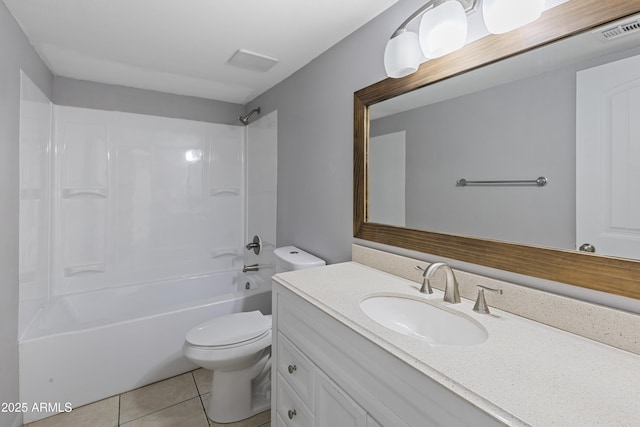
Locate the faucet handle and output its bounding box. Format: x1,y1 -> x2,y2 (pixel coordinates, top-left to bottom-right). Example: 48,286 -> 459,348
473,285 -> 503,314
414,266 -> 433,294
245,235 -> 262,255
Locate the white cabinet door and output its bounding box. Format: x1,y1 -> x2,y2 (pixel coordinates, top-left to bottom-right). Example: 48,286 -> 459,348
576,53 -> 640,259
315,370 -> 367,427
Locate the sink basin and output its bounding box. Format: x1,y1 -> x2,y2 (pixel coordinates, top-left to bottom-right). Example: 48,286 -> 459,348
360,295 -> 488,346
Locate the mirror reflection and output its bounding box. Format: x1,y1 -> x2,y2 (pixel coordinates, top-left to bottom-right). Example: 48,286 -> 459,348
368,14 -> 640,260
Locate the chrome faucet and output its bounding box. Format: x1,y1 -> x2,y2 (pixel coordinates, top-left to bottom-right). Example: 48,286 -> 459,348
422,262 -> 460,303
242,264 -> 260,273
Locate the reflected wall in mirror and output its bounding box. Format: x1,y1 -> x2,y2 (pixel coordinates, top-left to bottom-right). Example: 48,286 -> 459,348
354,0 -> 640,300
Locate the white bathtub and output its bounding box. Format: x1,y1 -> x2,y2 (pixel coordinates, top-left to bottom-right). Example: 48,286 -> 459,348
19,270 -> 272,423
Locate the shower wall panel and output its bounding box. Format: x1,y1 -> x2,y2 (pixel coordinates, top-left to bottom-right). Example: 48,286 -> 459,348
19,72 -> 52,338
52,106 -> 244,296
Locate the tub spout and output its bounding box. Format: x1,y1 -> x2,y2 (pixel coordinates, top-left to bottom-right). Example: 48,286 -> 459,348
243,264 -> 260,273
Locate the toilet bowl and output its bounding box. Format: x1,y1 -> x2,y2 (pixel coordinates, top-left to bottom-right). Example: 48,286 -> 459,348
183,246 -> 325,423
183,310 -> 272,423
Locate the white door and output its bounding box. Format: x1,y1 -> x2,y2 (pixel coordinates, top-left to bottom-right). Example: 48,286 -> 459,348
576,54 -> 640,259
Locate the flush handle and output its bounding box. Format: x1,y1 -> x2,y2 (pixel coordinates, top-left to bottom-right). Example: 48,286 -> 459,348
288,364 -> 297,374
288,409 -> 297,419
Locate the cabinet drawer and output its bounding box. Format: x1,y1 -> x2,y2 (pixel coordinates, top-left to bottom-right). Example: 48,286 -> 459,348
276,372 -> 314,427
277,333 -> 315,409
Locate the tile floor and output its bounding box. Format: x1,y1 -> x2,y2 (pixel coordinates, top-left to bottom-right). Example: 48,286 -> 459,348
23,369 -> 271,427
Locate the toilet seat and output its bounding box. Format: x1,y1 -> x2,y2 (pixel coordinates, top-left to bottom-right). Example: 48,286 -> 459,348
186,329 -> 271,350
186,310 -> 270,348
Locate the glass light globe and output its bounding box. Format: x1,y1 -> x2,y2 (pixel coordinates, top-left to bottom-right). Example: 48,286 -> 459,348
384,30 -> 422,78
483,0 -> 545,34
419,0 -> 467,59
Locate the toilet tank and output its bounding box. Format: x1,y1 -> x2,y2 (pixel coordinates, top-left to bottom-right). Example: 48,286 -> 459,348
274,246 -> 326,273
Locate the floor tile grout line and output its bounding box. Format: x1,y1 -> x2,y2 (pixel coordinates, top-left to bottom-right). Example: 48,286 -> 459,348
191,370 -> 200,395
26,371 -> 211,427
122,370 -> 199,398
194,370 -> 210,425
192,368 -> 211,396
119,370 -> 203,425
119,394 -> 202,425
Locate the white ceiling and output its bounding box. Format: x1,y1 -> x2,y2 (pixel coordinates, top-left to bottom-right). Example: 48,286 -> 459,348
4,0 -> 398,104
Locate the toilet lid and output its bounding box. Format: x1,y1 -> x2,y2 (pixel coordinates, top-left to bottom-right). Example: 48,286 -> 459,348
186,310 -> 270,347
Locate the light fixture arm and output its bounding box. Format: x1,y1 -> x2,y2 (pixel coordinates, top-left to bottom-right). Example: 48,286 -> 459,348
390,0 -> 478,39
391,1 -> 436,38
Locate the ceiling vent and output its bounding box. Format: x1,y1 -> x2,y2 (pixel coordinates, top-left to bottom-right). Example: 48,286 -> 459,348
594,19 -> 640,42
227,49 -> 279,72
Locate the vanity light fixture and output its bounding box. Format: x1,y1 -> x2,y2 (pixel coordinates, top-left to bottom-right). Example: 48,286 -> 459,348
384,0 -> 546,78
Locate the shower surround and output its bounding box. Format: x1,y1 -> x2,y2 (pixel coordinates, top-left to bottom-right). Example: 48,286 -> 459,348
18,75 -> 277,423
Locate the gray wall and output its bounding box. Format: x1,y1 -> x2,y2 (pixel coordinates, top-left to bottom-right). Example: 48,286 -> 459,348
54,76 -> 245,125
0,3 -> 53,427
247,1 -> 640,311
247,0 -> 426,264
371,68 -> 576,250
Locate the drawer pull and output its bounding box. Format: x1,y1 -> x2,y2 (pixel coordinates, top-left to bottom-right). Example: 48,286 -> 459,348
288,364 -> 297,374
288,409 -> 297,419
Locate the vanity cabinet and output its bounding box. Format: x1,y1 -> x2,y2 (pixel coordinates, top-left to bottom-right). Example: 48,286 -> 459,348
272,281 -> 503,427
275,332 -> 370,427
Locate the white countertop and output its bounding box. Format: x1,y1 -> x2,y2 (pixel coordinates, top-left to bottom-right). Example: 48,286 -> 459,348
273,262 -> 640,427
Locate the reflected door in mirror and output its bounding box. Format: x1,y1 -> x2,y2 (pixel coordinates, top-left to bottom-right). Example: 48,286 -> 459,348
577,53 -> 640,260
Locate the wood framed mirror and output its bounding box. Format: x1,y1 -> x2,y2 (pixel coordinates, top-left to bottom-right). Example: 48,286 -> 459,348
354,0 -> 640,300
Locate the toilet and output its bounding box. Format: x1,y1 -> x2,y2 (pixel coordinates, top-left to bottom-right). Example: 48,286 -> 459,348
183,246 -> 325,423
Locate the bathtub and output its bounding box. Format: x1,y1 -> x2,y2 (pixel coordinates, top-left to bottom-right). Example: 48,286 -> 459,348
19,269 -> 272,423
